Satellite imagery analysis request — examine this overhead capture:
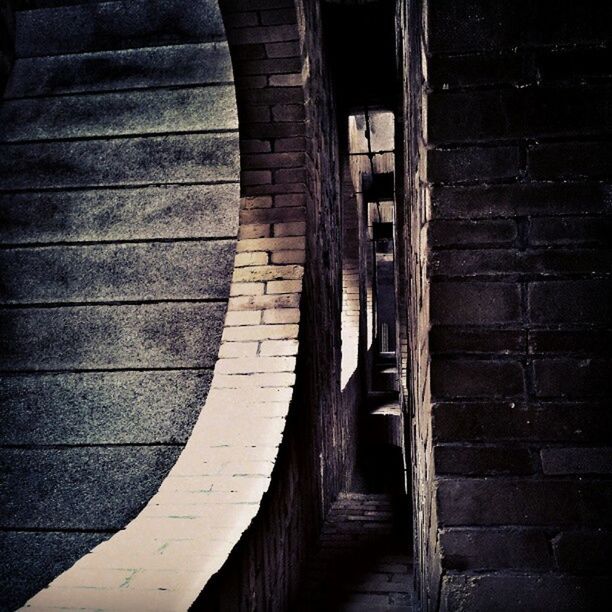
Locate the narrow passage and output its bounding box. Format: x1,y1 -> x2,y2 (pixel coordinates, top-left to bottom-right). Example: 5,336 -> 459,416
298,491 -> 414,611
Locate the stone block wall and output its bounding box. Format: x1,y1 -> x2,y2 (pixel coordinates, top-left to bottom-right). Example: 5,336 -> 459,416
400,0 -> 612,609
1,1 -> 245,609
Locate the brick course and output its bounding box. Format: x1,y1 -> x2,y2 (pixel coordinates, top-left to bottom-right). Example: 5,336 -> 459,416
399,0 -> 612,608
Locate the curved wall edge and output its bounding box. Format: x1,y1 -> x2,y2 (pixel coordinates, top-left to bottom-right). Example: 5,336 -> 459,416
19,0 -> 308,609
22,199 -> 304,611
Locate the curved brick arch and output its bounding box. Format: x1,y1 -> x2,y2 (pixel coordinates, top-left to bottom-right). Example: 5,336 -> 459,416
21,1 -> 309,609
197,2 -> 355,608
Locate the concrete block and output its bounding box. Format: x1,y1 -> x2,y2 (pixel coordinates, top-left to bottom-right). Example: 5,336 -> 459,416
0,240 -> 235,303
0,302 -> 226,369
6,42 -> 233,98
0,183 -> 239,244
0,132 -> 239,189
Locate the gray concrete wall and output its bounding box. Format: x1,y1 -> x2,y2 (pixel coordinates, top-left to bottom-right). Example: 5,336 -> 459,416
0,1 -> 239,609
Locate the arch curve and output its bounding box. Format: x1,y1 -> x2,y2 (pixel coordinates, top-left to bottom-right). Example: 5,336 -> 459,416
18,1 -> 307,610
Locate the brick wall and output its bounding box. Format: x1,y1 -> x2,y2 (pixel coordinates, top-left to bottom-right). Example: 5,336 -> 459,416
197,1 -> 356,609
0,1 -> 14,94
1,0 -> 356,609
299,0 -> 346,512
396,0 -> 437,607
6,1 -> 608,609
341,161 -> 363,492
399,0 -> 612,609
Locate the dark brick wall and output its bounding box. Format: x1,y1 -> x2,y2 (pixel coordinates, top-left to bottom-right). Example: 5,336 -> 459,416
0,1 -> 14,94
197,1 -> 352,609
299,0 -> 345,512
396,0 -> 438,607
400,0 -> 612,609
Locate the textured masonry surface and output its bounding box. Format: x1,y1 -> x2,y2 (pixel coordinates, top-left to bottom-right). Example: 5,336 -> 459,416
22,195 -> 305,610
10,0 -> 314,610
0,0 -> 241,609
399,0 -> 612,609
2,1 -> 610,610
194,2 -> 365,610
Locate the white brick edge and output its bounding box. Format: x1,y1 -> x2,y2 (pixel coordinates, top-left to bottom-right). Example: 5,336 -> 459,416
341,259 -> 360,390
